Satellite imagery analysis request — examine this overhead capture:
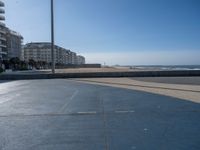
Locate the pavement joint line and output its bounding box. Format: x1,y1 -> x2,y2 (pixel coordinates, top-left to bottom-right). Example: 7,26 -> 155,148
115,110 -> 135,113
100,93 -> 109,150
58,89 -> 79,113
0,112 -> 100,118
75,79 -> 200,93
76,111 -> 97,114
0,109 -> 199,118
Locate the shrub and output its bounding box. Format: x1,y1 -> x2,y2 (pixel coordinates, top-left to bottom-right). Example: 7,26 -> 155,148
19,66 -> 28,71
0,67 -> 3,73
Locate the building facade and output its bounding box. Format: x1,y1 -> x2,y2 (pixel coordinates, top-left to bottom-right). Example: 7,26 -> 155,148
24,43 -> 54,63
0,1 -> 23,62
6,28 -> 23,60
24,42 -> 71,64
69,51 -> 77,65
65,50 -> 71,64
23,42 -> 86,65
0,1 -> 6,61
77,55 -> 85,65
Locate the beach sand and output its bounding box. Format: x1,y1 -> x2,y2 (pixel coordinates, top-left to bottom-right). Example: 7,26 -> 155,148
54,66 -> 161,73
132,77 -> 200,85
74,77 -> 200,103
55,67 -> 134,73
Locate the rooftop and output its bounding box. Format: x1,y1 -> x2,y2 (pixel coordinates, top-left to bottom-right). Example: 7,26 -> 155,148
24,42 -> 71,52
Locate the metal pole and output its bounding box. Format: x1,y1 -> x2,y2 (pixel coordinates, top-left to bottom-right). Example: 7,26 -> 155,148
51,0 -> 55,74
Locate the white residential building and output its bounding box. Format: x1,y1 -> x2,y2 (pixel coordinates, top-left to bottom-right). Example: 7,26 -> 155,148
6,28 -> 23,59
23,42 -> 83,65
77,55 -> 85,64
0,1 -> 6,60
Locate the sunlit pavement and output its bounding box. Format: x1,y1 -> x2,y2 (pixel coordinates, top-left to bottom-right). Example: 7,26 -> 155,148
0,79 -> 200,150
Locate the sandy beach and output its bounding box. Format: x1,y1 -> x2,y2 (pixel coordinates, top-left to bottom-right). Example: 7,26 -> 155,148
55,67 -> 141,73
132,77 -> 200,85
53,66 -> 171,73
74,77 -> 200,103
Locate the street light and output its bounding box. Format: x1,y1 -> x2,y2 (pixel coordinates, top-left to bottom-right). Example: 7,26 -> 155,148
51,0 -> 55,74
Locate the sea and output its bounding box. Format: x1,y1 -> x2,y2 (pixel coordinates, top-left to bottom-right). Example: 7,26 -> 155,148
130,65 -> 200,71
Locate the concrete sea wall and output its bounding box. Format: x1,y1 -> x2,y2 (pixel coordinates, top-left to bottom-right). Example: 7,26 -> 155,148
0,70 -> 200,80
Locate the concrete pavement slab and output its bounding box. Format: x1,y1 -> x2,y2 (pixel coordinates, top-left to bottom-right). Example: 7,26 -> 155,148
0,79 -> 200,150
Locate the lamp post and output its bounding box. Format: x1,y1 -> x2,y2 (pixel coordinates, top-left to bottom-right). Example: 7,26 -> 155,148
51,0 -> 55,74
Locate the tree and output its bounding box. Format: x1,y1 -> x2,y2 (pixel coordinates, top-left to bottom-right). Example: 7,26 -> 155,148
9,57 -> 20,70
2,60 -> 9,69
28,59 -> 36,69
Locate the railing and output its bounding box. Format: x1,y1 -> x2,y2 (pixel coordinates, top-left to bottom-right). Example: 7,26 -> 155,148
0,51 -> 7,55
0,36 -> 6,41
0,43 -> 6,48
0,29 -> 5,34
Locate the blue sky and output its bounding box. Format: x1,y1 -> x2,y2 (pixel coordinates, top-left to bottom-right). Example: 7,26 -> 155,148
4,0 -> 200,65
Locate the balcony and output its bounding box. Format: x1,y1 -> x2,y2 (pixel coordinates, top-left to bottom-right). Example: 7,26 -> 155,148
0,36 -> 5,41
0,22 -> 5,27
0,1 -> 4,7
0,8 -> 4,13
0,51 -> 7,55
0,15 -> 5,20
0,30 -> 5,34
0,43 -> 6,48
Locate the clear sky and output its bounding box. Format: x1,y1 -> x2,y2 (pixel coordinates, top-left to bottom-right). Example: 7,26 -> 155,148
4,0 -> 200,65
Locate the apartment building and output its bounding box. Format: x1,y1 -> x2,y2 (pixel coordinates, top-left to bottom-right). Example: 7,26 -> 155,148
69,51 -> 77,64
0,1 -> 23,61
0,1 -> 6,60
23,42 -> 71,64
64,49 -> 71,64
6,28 -> 23,59
77,55 -> 85,65
23,42 -> 86,65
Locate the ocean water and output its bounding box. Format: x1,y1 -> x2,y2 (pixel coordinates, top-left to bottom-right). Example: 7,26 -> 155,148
132,65 -> 200,71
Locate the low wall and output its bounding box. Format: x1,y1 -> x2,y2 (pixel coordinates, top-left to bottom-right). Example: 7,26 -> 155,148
0,70 -> 200,80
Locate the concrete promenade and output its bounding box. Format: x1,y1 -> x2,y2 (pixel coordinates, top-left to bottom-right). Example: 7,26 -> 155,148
0,79 -> 200,150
